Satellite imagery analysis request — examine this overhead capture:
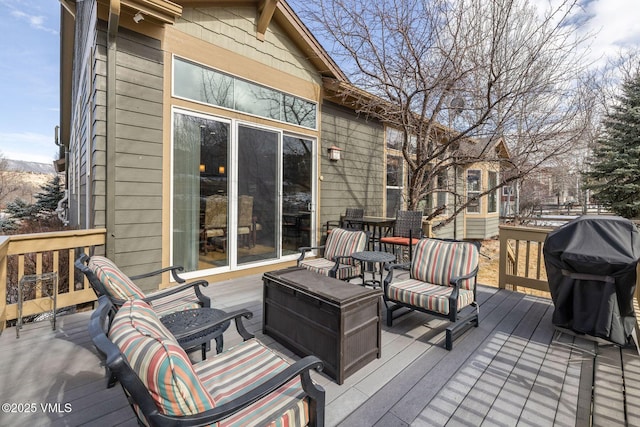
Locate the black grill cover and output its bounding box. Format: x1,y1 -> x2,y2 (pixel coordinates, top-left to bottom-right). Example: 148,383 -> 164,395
543,215 -> 640,346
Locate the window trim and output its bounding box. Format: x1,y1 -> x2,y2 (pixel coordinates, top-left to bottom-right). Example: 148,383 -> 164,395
466,169 -> 482,214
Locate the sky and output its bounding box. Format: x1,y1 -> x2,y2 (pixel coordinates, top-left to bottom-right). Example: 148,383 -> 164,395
0,0 -> 639,166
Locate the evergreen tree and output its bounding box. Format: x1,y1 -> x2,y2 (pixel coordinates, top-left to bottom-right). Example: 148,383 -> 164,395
584,73 -> 640,218
5,198 -> 35,221
33,175 -> 65,215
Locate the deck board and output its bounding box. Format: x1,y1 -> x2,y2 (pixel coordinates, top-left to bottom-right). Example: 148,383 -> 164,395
0,273 -> 638,427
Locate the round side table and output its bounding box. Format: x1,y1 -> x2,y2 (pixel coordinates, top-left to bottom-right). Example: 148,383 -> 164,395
161,308 -> 231,360
351,251 -> 396,288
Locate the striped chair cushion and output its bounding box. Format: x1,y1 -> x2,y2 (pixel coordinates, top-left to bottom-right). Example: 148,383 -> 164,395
88,256 -> 201,316
386,278 -> 476,315
323,228 -> 368,265
299,257 -> 361,280
196,338 -> 310,426
88,256 -> 146,300
145,290 -> 202,318
411,239 -> 479,290
109,299 -> 216,417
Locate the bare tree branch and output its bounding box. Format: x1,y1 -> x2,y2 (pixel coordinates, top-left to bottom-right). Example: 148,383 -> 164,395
296,0 -> 597,224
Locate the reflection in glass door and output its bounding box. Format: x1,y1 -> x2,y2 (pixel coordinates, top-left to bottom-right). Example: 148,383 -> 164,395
282,136 -> 313,255
173,112 -> 229,272
237,125 -> 278,264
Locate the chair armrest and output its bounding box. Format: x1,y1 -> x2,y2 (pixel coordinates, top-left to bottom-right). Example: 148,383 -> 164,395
143,280 -> 211,308
332,255 -> 353,264
297,245 -> 324,263
152,356 -> 325,425
383,262 -> 411,288
130,266 -> 186,284
447,267 -> 479,321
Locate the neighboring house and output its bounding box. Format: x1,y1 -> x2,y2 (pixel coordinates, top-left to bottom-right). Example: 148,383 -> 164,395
58,0 -> 507,288
422,138 -> 510,240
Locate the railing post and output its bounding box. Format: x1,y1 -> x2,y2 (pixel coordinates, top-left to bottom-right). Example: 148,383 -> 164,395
498,227 -> 509,289
0,237 -> 9,332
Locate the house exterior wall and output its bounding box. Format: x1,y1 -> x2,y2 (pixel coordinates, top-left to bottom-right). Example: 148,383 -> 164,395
68,1 -> 98,228
109,27 -> 165,280
67,3 -> 166,290
319,102 -> 385,229
175,7 -> 320,84
462,162 -> 501,239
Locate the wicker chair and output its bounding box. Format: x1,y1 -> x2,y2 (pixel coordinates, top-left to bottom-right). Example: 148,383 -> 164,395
383,238 -> 481,350
326,207 -> 364,234
89,295 -> 325,426
298,227 -> 369,281
379,210 -> 423,261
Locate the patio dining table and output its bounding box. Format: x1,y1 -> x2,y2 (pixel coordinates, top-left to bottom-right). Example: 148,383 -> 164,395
362,216 -> 396,250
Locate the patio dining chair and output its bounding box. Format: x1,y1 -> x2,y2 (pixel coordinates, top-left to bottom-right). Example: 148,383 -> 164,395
383,238 -> 481,350
75,252 -> 210,317
379,210 -> 424,261
298,227 -> 369,281
326,207 -> 364,234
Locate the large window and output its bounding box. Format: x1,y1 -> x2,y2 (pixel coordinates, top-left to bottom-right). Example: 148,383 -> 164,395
436,171 -> 448,210
488,171 -> 498,213
173,57 -> 317,129
386,155 -> 404,217
467,170 -> 481,214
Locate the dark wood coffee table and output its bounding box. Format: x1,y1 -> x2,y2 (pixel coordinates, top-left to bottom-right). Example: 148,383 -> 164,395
263,267 -> 382,384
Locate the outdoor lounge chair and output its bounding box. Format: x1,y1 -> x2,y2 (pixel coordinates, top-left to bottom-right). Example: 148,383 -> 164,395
298,227 -> 369,281
383,238 -> 481,350
75,252 -> 210,317
379,210 -> 423,261
89,295 -> 325,426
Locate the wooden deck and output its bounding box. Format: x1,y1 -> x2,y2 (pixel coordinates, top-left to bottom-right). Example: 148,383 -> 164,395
1,273 -> 639,427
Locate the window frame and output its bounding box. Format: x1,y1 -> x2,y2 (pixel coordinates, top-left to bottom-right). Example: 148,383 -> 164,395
466,169 -> 482,214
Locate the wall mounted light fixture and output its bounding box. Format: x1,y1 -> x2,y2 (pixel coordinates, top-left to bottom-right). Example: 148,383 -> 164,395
133,11 -> 144,23
199,164 -> 206,173
218,166 -> 225,175
328,145 -> 342,161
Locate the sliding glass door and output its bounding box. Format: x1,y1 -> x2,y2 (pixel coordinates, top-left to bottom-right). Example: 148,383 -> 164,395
173,109 -> 315,274
237,125 -> 278,264
173,112 -> 230,271
282,136 -> 313,255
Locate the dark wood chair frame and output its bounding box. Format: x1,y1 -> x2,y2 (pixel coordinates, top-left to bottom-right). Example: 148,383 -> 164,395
383,239 -> 481,350
89,295 -> 325,426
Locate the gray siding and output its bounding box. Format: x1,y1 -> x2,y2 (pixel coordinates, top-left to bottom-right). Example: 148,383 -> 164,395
176,7 -> 321,85
70,14 -> 164,291
110,28 -> 164,290
320,102 -> 385,231
465,215 -> 500,239
68,0 -> 98,228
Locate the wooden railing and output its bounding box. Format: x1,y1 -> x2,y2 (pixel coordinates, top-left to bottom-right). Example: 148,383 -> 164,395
498,225 -> 553,293
0,228 -> 106,332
